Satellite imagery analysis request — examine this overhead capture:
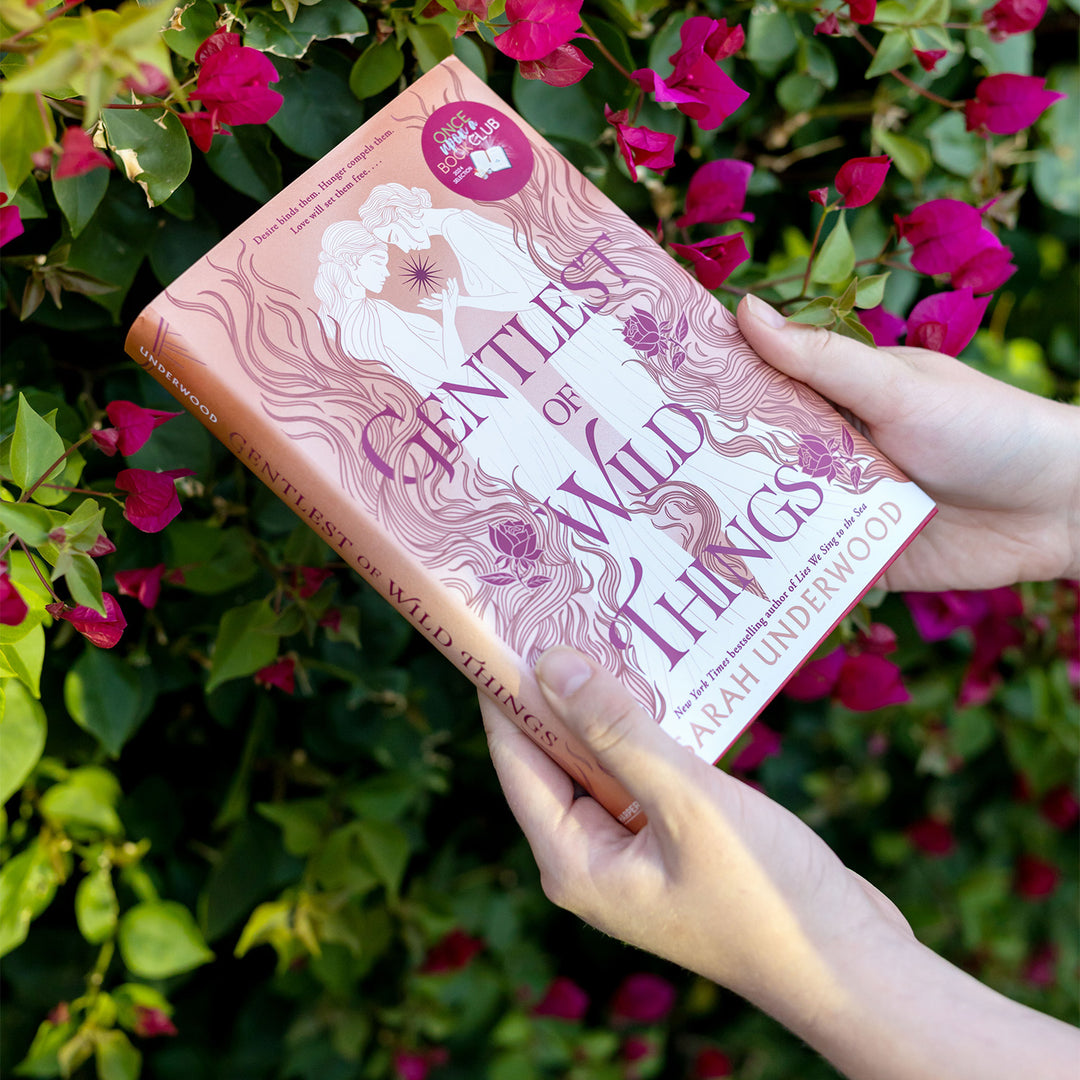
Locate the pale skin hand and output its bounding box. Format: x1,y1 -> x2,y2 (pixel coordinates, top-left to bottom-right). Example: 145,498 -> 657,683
481,651 -> 1080,1080
737,294 -> 1080,591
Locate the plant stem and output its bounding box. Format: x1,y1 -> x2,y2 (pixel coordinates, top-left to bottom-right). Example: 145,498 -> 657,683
801,205 -> 832,297
580,18 -> 634,81
19,434 -> 92,503
17,540 -> 62,602
2,0 -> 85,48
851,28 -> 959,110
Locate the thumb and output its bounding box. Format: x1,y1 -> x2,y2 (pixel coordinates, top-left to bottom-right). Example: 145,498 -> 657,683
737,293 -> 919,429
535,648 -> 708,820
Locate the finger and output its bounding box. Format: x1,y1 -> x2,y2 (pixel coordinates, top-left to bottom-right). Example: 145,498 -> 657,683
737,294 -> 923,428
534,648 -> 712,827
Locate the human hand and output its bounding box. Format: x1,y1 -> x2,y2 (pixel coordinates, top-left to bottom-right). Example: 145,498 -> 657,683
737,295 -> 1080,592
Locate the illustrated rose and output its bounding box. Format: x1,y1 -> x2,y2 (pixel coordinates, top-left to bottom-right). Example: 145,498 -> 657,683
489,519 -> 541,562
621,309 -> 664,356
796,433 -> 841,482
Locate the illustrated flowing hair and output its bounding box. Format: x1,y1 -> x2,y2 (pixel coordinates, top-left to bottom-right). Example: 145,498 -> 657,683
357,183 -> 432,231
312,221 -> 386,331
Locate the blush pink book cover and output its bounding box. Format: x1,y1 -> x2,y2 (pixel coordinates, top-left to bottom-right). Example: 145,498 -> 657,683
126,57 -> 936,830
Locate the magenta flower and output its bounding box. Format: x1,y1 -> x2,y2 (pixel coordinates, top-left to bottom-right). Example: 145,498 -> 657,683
914,49 -> 948,72
489,519 -> 542,562
1040,787 -> 1080,830
132,1006 -> 178,1038
92,400 -> 182,457
983,0 -> 1047,40
115,564 -> 167,609
47,593 -> 127,648
255,656 -> 296,694
1,568 -> 28,627
116,468 -> 194,533
785,626 -> 909,711
420,929 -> 484,973
669,233 -> 748,289
533,976 -> 589,1020
784,647 -> 846,700
493,0 -> 584,62
834,154 -> 890,208
0,194 -> 23,247
950,229 -> 1016,293
1014,854 -> 1060,900
905,590 -> 991,641
857,305 -> 906,347
622,1035 -> 655,1064
292,566 -> 333,599
604,106 -> 677,181
693,1047 -> 734,1078
392,1050 -> 448,1080
847,0 -> 877,22
195,27 -> 242,63
518,42 -> 592,86
814,12 -> 840,35
895,198 -> 984,274
809,186 -> 829,206
676,159 -> 755,228
905,816 -> 955,857
731,722 -> 782,771
964,74 -> 1065,136
796,432 -> 843,482
54,126 -> 114,180
907,288 -> 989,356
621,308 -> 664,356
631,17 -> 748,131
1023,944 -> 1058,988
611,973 -> 676,1024
123,63 -> 171,97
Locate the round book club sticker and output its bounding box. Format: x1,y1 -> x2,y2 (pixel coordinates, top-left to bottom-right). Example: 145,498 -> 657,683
422,101 -> 534,200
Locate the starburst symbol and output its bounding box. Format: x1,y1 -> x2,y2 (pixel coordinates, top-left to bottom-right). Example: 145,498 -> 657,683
400,254 -> 443,296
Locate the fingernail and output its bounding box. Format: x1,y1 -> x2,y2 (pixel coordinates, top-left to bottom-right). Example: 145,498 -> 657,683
536,649 -> 593,699
746,293 -> 787,329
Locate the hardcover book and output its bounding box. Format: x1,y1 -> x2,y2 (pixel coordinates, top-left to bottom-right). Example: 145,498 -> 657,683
126,57 -> 935,830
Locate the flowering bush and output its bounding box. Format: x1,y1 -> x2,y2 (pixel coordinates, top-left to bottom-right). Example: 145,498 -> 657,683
1,0 -> 1076,1078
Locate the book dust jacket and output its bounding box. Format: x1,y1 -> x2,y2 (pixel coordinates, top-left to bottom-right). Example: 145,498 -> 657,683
127,57 -> 936,828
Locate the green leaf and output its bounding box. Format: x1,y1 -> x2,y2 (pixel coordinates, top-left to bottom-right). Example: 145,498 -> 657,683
406,22 -> 453,72
256,799 -> 328,856
513,71 -> 606,143
102,107 -> 192,207
349,38 -> 405,101
0,501 -> 56,546
0,92 -> 56,197
874,127 -> 932,182
0,837 -> 64,957
75,868 -> 119,944
243,0 -> 369,59
745,5 -> 798,72
60,497 -> 106,549
836,276 -> 859,315
205,124 -> 282,204
788,296 -> 836,327
52,167 -> 110,239
165,524 -> 257,594
12,1016 -> 78,1078
206,598 -> 281,692
161,0 -> 219,60
0,679 -> 47,803
0,624 -> 46,696
118,900 -> 214,979
64,646 -> 154,757
11,394 -> 66,496
52,549 -> 104,613
234,897 -> 293,958
926,110 -> 984,178
836,313 -> 876,346
268,53 -> 366,160
39,766 -> 124,838
811,212 -> 855,285
866,29 -> 913,79
855,272 -> 890,309
354,819 -> 410,896
777,73 -> 824,114
94,1028 -> 142,1080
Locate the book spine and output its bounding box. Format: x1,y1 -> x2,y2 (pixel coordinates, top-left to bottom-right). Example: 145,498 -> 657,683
125,307 -> 646,832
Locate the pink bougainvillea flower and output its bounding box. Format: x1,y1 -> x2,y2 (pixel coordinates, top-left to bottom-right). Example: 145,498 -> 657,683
123,63 -> 171,97
1,568 -> 29,626
116,468 -> 194,533
983,0 -> 1047,40
420,928 -> 484,973
47,593 -> 127,648
533,976 -> 589,1020
622,1035 -> 655,1063
115,564 -> 167,609
319,608 -> 342,633
195,27 -> 242,64
669,233 -> 749,289
1023,943 -> 1058,987
518,42 -> 592,86
493,0 -> 584,62
676,159 -> 755,228
835,652 -> 910,710
693,1047 -> 733,1078
858,305 -> 906,346
392,1049 -> 448,1080
905,816 -> 955,856
92,400 -> 182,457
1014,854 -> 1060,900
960,603 -> 1024,707
847,0 -> 877,22
291,566 -> 333,600
191,44 -> 283,126
834,154 -> 890,208
809,186 -> 829,206
784,646 -> 846,700
964,74 -> 1065,136
604,106 -> 677,181
905,589 -> 993,641
611,973 -> 677,1024
1040,787 -> 1080,829
178,110 -> 220,154
255,656 -> 295,694
906,288 -> 989,356
632,17 -> 748,131
914,49 -> 948,72
0,194 -> 23,247
86,534 -> 116,558
814,11 -> 841,35
132,1006 -> 178,1037
54,126 -> 114,180
895,198 -> 984,274
950,228 -> 1016,293
731,721 -> 782,771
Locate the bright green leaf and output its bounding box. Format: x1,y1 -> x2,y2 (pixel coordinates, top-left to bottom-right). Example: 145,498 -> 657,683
855,272 -> 890,309
811,212 -> 855,285
0,679 -> 47,803
75,869 -> 119,945
0,624 -> 46,696
118,900 -> 214,979
926,111 -> 985,178
52,549 -> 104,613
874,127 -> 932,182
866,29 -> 913,79
102,107 -> 192,207
406,22 -> 453,72
206,598 -> 281,692
39,765 -> 123,838
349,38 -> 405,101
94,1028 -> 142,1080
0,837 -> 64,957
0,502 -> 56,547
11,395 -> 66,497
746,6 -> 798,71
0,92 -> 56,196
788,296 -> 836,327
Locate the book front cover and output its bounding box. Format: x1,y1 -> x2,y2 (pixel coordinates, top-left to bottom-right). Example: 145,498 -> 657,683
133,58 -> 935,770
